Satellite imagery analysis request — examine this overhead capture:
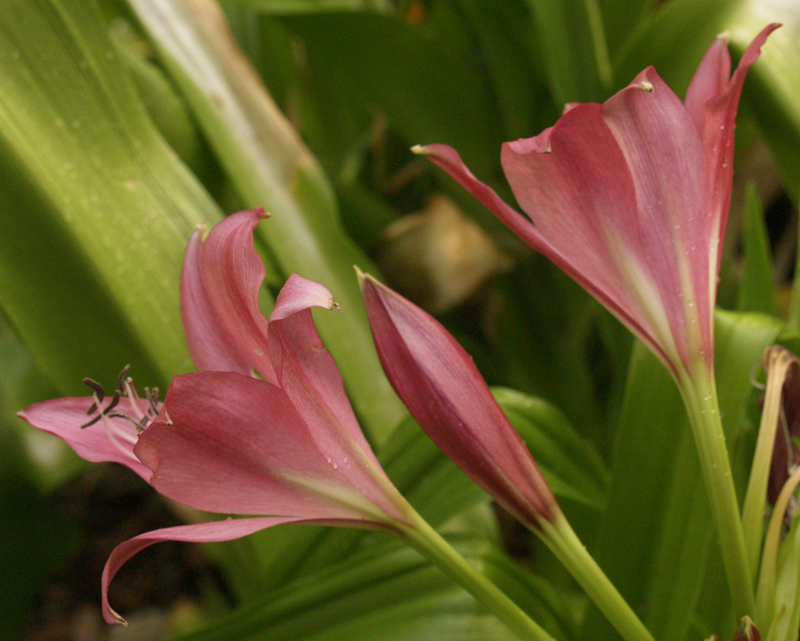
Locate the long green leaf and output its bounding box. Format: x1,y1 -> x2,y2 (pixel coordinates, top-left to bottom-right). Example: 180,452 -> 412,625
495,387 -> 609,510
737,183 -> 776,315
581,311 -> 780,641
523,0 -> 612,104
0,0 -> 223,394
173,537 -> 576,641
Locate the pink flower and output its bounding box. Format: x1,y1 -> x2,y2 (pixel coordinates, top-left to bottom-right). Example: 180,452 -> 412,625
360,270 -> 558,530
19,209 -> 414,625
414,25 -> 778,379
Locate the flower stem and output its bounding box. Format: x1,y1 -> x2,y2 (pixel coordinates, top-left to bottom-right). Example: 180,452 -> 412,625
538,515 -> 656,641
677,366 -> 756,621
400,514 -> 557,641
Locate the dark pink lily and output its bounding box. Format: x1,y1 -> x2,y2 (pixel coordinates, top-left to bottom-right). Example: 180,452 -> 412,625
359,271 -> 558,530
19,209 -> 415,625
414,25 -> 778,379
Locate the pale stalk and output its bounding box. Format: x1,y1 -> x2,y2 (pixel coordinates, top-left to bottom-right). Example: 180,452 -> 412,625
741,347 -> 792,580
538,515 -> 656,641
399,513 -> 558,641
676,364 -> 756,621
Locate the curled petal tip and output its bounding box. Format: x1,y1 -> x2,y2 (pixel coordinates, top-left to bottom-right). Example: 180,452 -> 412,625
410,144 -> 428,155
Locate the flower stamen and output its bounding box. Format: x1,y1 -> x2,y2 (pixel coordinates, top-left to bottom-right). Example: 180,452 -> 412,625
80,366 -> 162,432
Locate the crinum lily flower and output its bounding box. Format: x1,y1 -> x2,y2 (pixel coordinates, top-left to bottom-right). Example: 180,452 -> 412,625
414,25 -> 779,622
414,24 -> 778,381
20,209 -> 416,625
19,210 -> 552,641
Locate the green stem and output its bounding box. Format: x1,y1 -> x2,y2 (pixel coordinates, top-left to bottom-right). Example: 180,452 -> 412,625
400,514 -> 557,641
677,365 -> 756,621
539,515 -> 656,641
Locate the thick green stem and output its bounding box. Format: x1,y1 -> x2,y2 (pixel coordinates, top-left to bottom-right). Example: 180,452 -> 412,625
400,514 -> 557,641
539,515 -> 656,641
677,365 -> 756,621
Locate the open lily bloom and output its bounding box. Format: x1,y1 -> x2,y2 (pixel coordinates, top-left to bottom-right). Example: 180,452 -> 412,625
360,271 -> 558,529
19,209 -> 415,625
414,25 -> 778,379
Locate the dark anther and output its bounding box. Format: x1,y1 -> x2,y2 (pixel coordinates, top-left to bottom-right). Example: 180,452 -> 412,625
81,413 -> 103,429
80,390 -> 121,429
145,387 -> 160,415
104,390 -> 121,414
83,378 -> 105,406
117,364 -> 131,393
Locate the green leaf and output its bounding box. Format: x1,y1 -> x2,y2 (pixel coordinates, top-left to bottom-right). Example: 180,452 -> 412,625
599,0 -> 655,57
494,387 -> 609,510
173,537 -> 575,641
448,0 -> 550,141
522,0 -> 613,104
736,182 -> 776,315
0,0 -> 224,394
491,261 -> 618,448
280,10 -> 503,181
581,310 -> 780,641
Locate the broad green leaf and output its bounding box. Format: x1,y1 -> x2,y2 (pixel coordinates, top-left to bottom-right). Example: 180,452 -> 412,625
173,537 -> 576,641
523,0 -> 612,104
581,311 -> 780,641
599,0 -> 655,56
491,261 -> 616,447
279,10 -> 502,182
449,0 -> 551,141
737,182 -> 775,315
494,387 -> 609,510
0,0 -> 224,394
127,0 -> 404,443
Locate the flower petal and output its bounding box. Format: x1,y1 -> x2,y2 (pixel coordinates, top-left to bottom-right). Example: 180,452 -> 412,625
360,273 -> 557,528
102,516 -> 364,624
134,371 -> 394,522
687,24 -> 780,271
600,66 -> 713,365
411,144 -> 547,251
267,274 -> 409,522
181,208 -> 277,383
416,142 -> 672,369
18,397 -> 153,482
